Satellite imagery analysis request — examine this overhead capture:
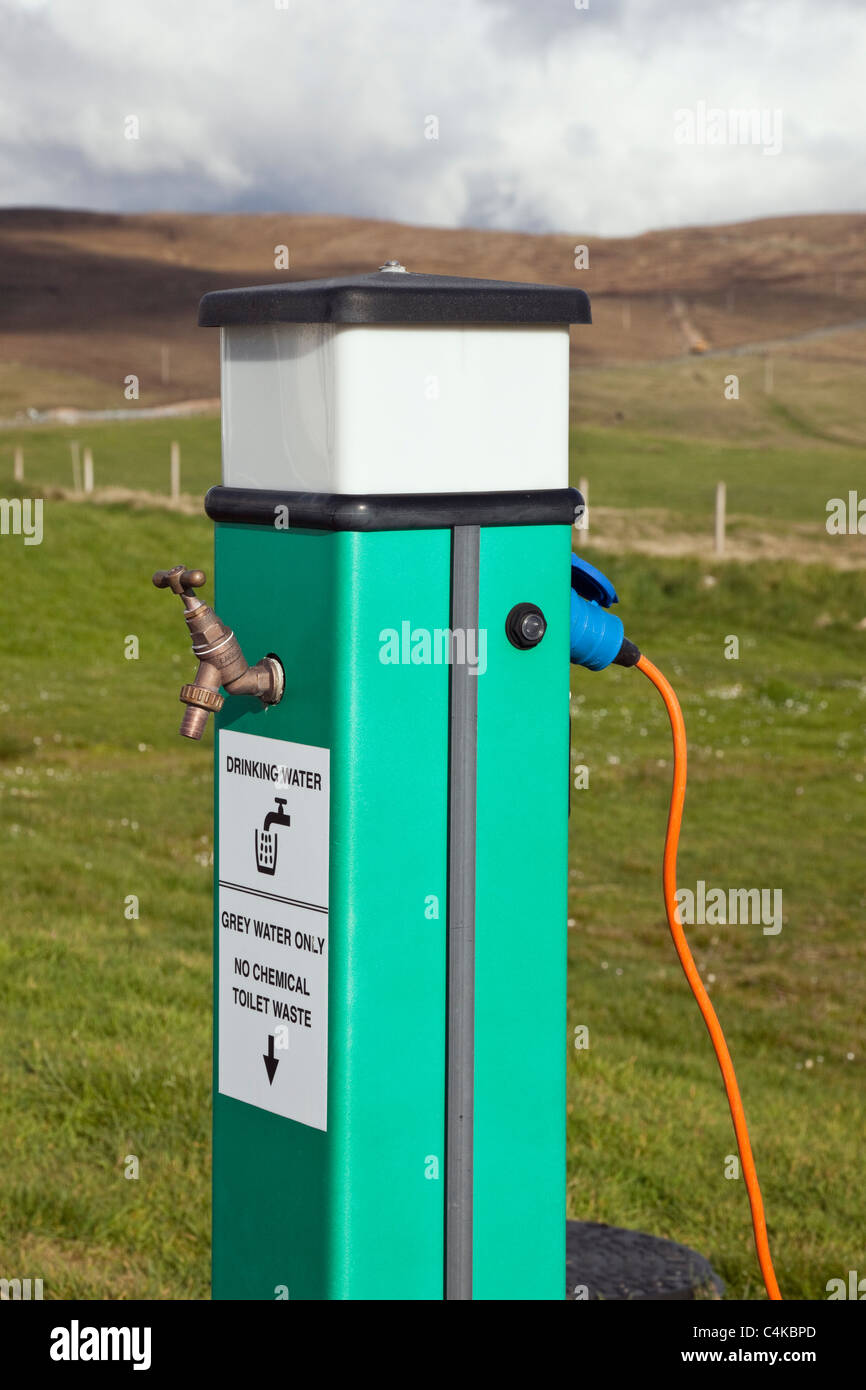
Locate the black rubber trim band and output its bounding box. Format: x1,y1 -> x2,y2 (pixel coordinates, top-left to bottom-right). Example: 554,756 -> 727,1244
204,486 -> 583,532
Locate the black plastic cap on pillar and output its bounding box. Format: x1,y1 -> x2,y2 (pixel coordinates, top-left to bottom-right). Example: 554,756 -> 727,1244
198,268 -> 591,327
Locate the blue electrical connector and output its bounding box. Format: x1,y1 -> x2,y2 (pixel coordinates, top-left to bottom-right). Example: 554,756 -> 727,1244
570,554 -> 640,671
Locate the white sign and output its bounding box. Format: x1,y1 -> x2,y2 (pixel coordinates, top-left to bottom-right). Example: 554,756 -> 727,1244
217,729 -> 330,1130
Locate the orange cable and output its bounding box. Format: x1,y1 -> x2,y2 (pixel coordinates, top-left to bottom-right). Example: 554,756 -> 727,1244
636,652 -> 782,1301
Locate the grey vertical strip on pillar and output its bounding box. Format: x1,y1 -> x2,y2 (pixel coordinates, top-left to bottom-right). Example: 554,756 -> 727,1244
445,524 -> 479,1300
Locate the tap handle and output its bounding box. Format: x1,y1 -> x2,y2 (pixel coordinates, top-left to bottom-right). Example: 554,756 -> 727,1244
152,565 -> 206,597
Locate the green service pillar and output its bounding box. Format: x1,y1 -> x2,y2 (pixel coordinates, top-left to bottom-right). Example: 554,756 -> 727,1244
195,263 -> 590,1299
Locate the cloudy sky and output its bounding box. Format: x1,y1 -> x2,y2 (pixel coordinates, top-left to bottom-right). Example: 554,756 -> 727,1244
1,0 -> 863,236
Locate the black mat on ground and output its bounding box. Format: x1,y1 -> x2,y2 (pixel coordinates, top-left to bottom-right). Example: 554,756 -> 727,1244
566,1220 -> 724,1300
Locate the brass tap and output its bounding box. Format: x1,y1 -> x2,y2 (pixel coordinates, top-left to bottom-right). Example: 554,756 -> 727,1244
152,565 -> 284,740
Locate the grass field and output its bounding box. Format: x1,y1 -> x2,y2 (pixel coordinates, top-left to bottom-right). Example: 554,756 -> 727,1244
0,416 -> 221,500
573,345 -> 866,450
0,500 -> 215,1298
0,401 -> 864,1299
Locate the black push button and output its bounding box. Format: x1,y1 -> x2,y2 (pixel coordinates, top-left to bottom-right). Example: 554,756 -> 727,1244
506,603 -> 547,649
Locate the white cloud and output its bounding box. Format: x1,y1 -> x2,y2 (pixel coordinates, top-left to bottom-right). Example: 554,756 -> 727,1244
0,0 -> 863,234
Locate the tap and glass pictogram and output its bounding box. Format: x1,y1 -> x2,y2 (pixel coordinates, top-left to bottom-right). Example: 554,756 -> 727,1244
254,797 -> 291,875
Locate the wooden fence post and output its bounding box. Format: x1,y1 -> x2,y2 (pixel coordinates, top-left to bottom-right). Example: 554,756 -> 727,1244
170,440 -> 181,502
70,440 -> 82,493
715,481 -> 726,557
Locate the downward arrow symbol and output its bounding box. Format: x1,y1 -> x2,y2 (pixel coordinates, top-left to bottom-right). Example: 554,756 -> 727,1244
263,1034 -> 279,1085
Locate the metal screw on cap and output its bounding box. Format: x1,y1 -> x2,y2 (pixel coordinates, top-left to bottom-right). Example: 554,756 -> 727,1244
378,259 -> 408,272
